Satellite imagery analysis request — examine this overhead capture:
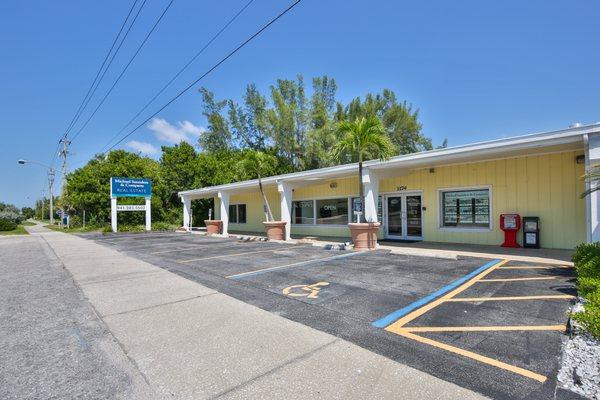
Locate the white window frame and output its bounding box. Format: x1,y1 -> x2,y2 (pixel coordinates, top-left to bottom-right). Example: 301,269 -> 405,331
291,195 -> 353,228
228,203 -> 247,225
437,185 -> 493,232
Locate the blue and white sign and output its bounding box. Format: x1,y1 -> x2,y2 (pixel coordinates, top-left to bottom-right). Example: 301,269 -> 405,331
110,177 -> 152,198
110,177 -> 153,232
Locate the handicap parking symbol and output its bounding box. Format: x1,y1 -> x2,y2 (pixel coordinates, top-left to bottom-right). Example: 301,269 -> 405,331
282,282 -> 329,299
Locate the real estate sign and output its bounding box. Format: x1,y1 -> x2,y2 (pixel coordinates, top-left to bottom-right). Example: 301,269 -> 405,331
110,177 -> 153,232
110,177 -> 152,198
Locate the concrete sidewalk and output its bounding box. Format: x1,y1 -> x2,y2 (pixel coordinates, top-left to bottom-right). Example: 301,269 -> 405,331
27,224 -> 487,399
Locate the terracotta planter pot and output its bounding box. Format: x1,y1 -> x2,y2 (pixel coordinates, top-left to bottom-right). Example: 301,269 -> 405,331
348,222 -> 381,250
263,221 -> 287,241
204,220 -> 223,235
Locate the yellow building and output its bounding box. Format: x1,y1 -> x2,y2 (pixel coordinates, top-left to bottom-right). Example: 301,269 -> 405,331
179,124 -> 600,250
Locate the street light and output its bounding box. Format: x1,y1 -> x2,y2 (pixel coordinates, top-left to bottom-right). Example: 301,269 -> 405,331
18,159 -> 57,224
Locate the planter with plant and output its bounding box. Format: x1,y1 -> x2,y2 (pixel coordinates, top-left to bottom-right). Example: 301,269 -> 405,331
238,151 -> 286,240
334,116 -> 395,250
204,219 -> 223,235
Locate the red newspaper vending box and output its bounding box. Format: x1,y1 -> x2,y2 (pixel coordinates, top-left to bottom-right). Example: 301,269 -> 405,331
500,214 -> 521,248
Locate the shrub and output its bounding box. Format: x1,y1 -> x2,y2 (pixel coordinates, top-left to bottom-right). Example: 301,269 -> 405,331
572,242 -> 600,338
0,210 -> 22,225
577,277 -> 600,297
0,219 -> 17,231
152,222 -> 175,231
572,303 -> 600,338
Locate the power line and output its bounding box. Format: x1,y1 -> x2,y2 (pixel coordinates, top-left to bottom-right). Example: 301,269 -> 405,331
61,0 -> 141,141
106,0 -> 302,152
101,0 -> 255,152
70,0 -> 170,142
63,0 -> 148,140
52,0 -> 145,170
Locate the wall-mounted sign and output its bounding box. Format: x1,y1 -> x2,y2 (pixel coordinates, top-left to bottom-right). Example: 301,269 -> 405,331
116,204 -> 147,212
110,177 -> 152,198
396,185 -> 407,191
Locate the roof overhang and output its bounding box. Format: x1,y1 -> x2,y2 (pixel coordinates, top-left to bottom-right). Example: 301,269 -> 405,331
179,124 -> 596,199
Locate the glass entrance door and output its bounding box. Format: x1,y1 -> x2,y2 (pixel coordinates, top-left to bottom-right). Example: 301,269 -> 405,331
387,196 -> 403,237
405,195 -> 422,238
385,194 -> 423,240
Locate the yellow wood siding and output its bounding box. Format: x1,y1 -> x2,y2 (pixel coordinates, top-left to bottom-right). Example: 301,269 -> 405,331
212,150 -> 585,249
379,150 -> 585,249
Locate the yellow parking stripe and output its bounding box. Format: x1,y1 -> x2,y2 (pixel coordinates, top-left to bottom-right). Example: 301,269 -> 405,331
385,259 -> 509,330
178,247 -> 287,263
445,295 -> 574,302
478,277 -> 557,282
393,329 -> 547,383
401,325 -> 566,333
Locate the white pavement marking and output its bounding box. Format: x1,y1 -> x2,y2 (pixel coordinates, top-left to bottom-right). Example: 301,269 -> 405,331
34,226 -> 488,400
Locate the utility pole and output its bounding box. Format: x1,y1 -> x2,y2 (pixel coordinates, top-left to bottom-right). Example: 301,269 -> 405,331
41,190 -> 45,222
59,137 -> 71,182
48,170 -> 55,224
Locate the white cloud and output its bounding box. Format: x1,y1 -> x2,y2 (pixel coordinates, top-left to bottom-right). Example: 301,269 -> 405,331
126,140 -> 159,155
147,117 -> 205,144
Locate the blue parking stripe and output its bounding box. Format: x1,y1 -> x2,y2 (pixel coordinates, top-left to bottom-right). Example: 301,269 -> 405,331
371,259 -> 503,328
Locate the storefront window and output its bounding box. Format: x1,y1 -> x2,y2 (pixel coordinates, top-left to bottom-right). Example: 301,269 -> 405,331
316,198 -> 348,225
292,200 -> 314,224
228,204 -> 246,224
441,189 -> 490,228
351,196 -> 383,222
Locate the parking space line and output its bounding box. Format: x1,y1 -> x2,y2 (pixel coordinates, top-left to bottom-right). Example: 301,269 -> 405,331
499,265 -> 571,270
178,247 -> 293,263
478,276 -> 557,282
150,245 -> 228,255
392,329 -> 547,383
401,325 -> 566,333
372,259 -> 506,328
226,251 -> 365,280
446,295 -> 574,302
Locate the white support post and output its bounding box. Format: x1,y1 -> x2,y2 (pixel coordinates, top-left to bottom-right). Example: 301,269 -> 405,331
218,191 -> 230,237
145,198 -> 152,231
362,168 -> 380,223
111,197 -> 117,232
182,196 -> 192,232
586,133 -> 600,242
277,180 -> 293,241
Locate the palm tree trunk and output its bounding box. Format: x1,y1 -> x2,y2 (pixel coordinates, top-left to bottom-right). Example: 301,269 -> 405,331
358,155 -> 364,224
258,174 -> 274,222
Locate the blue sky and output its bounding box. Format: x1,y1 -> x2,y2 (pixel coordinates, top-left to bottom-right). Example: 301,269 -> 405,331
1,0 -> 599,207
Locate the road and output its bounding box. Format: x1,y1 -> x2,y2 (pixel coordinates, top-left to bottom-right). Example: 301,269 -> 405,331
0,231 -> 153,399
0,224 -> 487,399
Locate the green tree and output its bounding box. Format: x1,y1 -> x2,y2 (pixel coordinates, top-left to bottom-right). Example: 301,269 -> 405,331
266,76 -> 309,170
334,116 -> 395,223
337,90 -> 431,154
228,84 -> 269,150
21,207 -> 35,219
63,150 -> 162,225
199,88 -> 231,152
160,142 -> 199,209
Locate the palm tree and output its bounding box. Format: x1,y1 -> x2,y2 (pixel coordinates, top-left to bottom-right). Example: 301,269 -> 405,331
582,165 -> 600,198
237,150 -> 277,221
334,116 -> 395,223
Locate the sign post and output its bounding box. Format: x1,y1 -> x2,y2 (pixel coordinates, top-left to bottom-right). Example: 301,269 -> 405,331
110,177 -> 153,233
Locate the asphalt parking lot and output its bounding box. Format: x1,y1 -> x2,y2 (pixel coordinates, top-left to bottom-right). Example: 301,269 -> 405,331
84,232 -> 577,400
